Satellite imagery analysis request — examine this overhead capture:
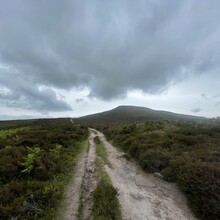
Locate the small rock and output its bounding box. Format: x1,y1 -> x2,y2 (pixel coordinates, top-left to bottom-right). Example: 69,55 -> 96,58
153,199 -> 161,205
130,191 -> 145,200
153,208 -> 161,218
135,175 -> 156,188
153,172 -> 164,179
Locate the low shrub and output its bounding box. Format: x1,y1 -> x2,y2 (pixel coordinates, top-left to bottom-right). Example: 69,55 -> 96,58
0,121 -> 88,219
104,120 -> 220,220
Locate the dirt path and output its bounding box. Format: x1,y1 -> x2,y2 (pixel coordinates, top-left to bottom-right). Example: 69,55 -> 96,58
80,130 -> 98,220
96,130 -> 198,220
63,131 -> 97,220
63,149 -> 87,220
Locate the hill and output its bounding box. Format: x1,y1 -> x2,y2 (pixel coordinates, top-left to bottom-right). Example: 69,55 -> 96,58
76,105 -> 208,126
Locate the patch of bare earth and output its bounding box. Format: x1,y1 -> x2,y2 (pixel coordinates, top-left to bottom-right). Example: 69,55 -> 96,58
96,130 -> 198,220
80,131 -> 98,220
63,131 -> 97,220
63,149 -> 87,220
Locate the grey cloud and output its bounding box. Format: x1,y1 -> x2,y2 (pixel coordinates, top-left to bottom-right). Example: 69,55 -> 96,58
0,70 -> 72,113
201,93 -> 209,101
75,98 -> 85,103
191,108 -> 201,113
0,0 -> 220,105
213,93 -> 220,98
0,114 -> 42,121
0,86 -> 72,112
216,102 -> 220,106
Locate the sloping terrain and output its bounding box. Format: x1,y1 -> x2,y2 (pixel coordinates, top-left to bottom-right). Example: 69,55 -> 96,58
76,106 -> 208,127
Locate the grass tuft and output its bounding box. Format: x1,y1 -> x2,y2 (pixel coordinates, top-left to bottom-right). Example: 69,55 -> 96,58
92,137 -> 122,220
92,180 -> 121,220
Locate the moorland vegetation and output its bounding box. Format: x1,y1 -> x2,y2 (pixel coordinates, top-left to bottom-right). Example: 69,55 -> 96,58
0,120 -> 88,219
103,120 -> 220,220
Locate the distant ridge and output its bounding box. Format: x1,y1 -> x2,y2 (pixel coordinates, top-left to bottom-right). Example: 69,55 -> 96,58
0,106 -> 209,129
77,105 -> 208,126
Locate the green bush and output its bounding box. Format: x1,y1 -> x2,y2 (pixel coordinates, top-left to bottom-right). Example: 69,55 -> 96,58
177,162 -> 220,220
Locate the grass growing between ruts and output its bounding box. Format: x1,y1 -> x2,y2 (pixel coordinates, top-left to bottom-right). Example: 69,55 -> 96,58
92,137 -> 122,220
94,136 -> 112,168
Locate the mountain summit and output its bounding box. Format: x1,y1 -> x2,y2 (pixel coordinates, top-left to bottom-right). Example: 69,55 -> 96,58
77,105 -> 207,126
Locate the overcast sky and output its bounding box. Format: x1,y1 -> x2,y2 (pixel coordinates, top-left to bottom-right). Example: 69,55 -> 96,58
0,0 -> 220,120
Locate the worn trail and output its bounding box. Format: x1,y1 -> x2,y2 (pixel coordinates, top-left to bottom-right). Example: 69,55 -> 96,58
63,149 -> 87,220
80,131 -> 97,220
96,130 -> 198,220
63,129 -> 197,220
63,131 -> 97,220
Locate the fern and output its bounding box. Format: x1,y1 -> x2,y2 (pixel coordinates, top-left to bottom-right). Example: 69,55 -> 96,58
49,144 -> 62,162
21,147 -> 42,173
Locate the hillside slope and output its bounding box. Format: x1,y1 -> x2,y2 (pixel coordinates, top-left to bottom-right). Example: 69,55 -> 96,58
77,105 -> 208,126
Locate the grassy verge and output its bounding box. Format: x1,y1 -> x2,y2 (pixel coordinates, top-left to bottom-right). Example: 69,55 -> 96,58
92,138 -> 122,220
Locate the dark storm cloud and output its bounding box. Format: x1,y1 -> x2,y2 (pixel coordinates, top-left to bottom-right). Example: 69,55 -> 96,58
0,0 -> 220,111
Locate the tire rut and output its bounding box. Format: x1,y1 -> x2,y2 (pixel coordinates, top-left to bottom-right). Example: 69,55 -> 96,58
63,131 -> 98,220
80,131 -> 98,220
63,149 -> 87,220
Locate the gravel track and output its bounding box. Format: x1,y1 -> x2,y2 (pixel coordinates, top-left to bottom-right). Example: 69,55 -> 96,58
64,129 -> 198,220
63,150 -> 87,220
63,131 -> 97,220
96,130 -> 198,220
